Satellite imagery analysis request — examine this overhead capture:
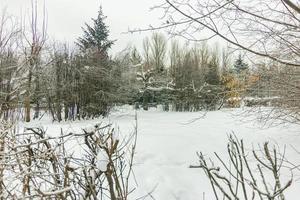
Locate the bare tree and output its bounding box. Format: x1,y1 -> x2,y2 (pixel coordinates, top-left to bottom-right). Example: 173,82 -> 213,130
142,37 -> 151,71
150,32 -> 167,72
0,9 -> 20,121
22,0 -> 47,122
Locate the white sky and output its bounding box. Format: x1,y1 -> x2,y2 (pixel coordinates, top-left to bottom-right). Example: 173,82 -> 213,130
1,0 -> 164,54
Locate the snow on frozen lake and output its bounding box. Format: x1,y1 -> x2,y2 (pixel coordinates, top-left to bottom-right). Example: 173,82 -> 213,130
20,107 -> 300,199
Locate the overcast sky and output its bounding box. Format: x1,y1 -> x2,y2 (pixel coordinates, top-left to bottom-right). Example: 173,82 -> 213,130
1,0 -> 164,54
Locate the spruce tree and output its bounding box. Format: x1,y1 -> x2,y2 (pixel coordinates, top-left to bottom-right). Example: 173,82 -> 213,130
203,50 -> 224,110
75,7 -> 117,118
233,54 -> 248,74
206,53 -> 220,86
77,6 -> 114,57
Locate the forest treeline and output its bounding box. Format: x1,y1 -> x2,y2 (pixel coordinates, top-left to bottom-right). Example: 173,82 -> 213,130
0,6 -> 297,122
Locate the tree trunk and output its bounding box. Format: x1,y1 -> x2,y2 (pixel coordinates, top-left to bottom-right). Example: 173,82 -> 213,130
25,95 -> 31,122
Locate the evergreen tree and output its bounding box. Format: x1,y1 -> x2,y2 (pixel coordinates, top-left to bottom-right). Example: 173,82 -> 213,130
233,54 -> 248,74
74,7 -> 118,118
77,6 -> 114,57
206,52 -> 220,85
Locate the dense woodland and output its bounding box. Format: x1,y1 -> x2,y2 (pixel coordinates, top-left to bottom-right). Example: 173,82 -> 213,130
1,5 -> 296,123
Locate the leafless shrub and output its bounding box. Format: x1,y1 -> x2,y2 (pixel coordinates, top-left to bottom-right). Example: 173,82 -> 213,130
0,120 -> 137,199
190,135 -> 293,200
75,122 -> 138,200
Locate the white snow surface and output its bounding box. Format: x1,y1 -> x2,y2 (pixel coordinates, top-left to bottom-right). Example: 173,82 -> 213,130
19,106 -> 300,200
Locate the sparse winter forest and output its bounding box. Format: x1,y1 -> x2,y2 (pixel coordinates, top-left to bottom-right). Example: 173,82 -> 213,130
0,0 -> 300,199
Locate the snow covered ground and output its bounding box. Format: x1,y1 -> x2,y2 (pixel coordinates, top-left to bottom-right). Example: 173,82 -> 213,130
20,106 -> 300,199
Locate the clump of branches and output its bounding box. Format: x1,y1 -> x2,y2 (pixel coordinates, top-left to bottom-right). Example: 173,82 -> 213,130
190,135 -> 293,200
75,122 -> 138,200
143,0 -> 300,67
0,121 -> 137,199
237,62 -> 300,127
